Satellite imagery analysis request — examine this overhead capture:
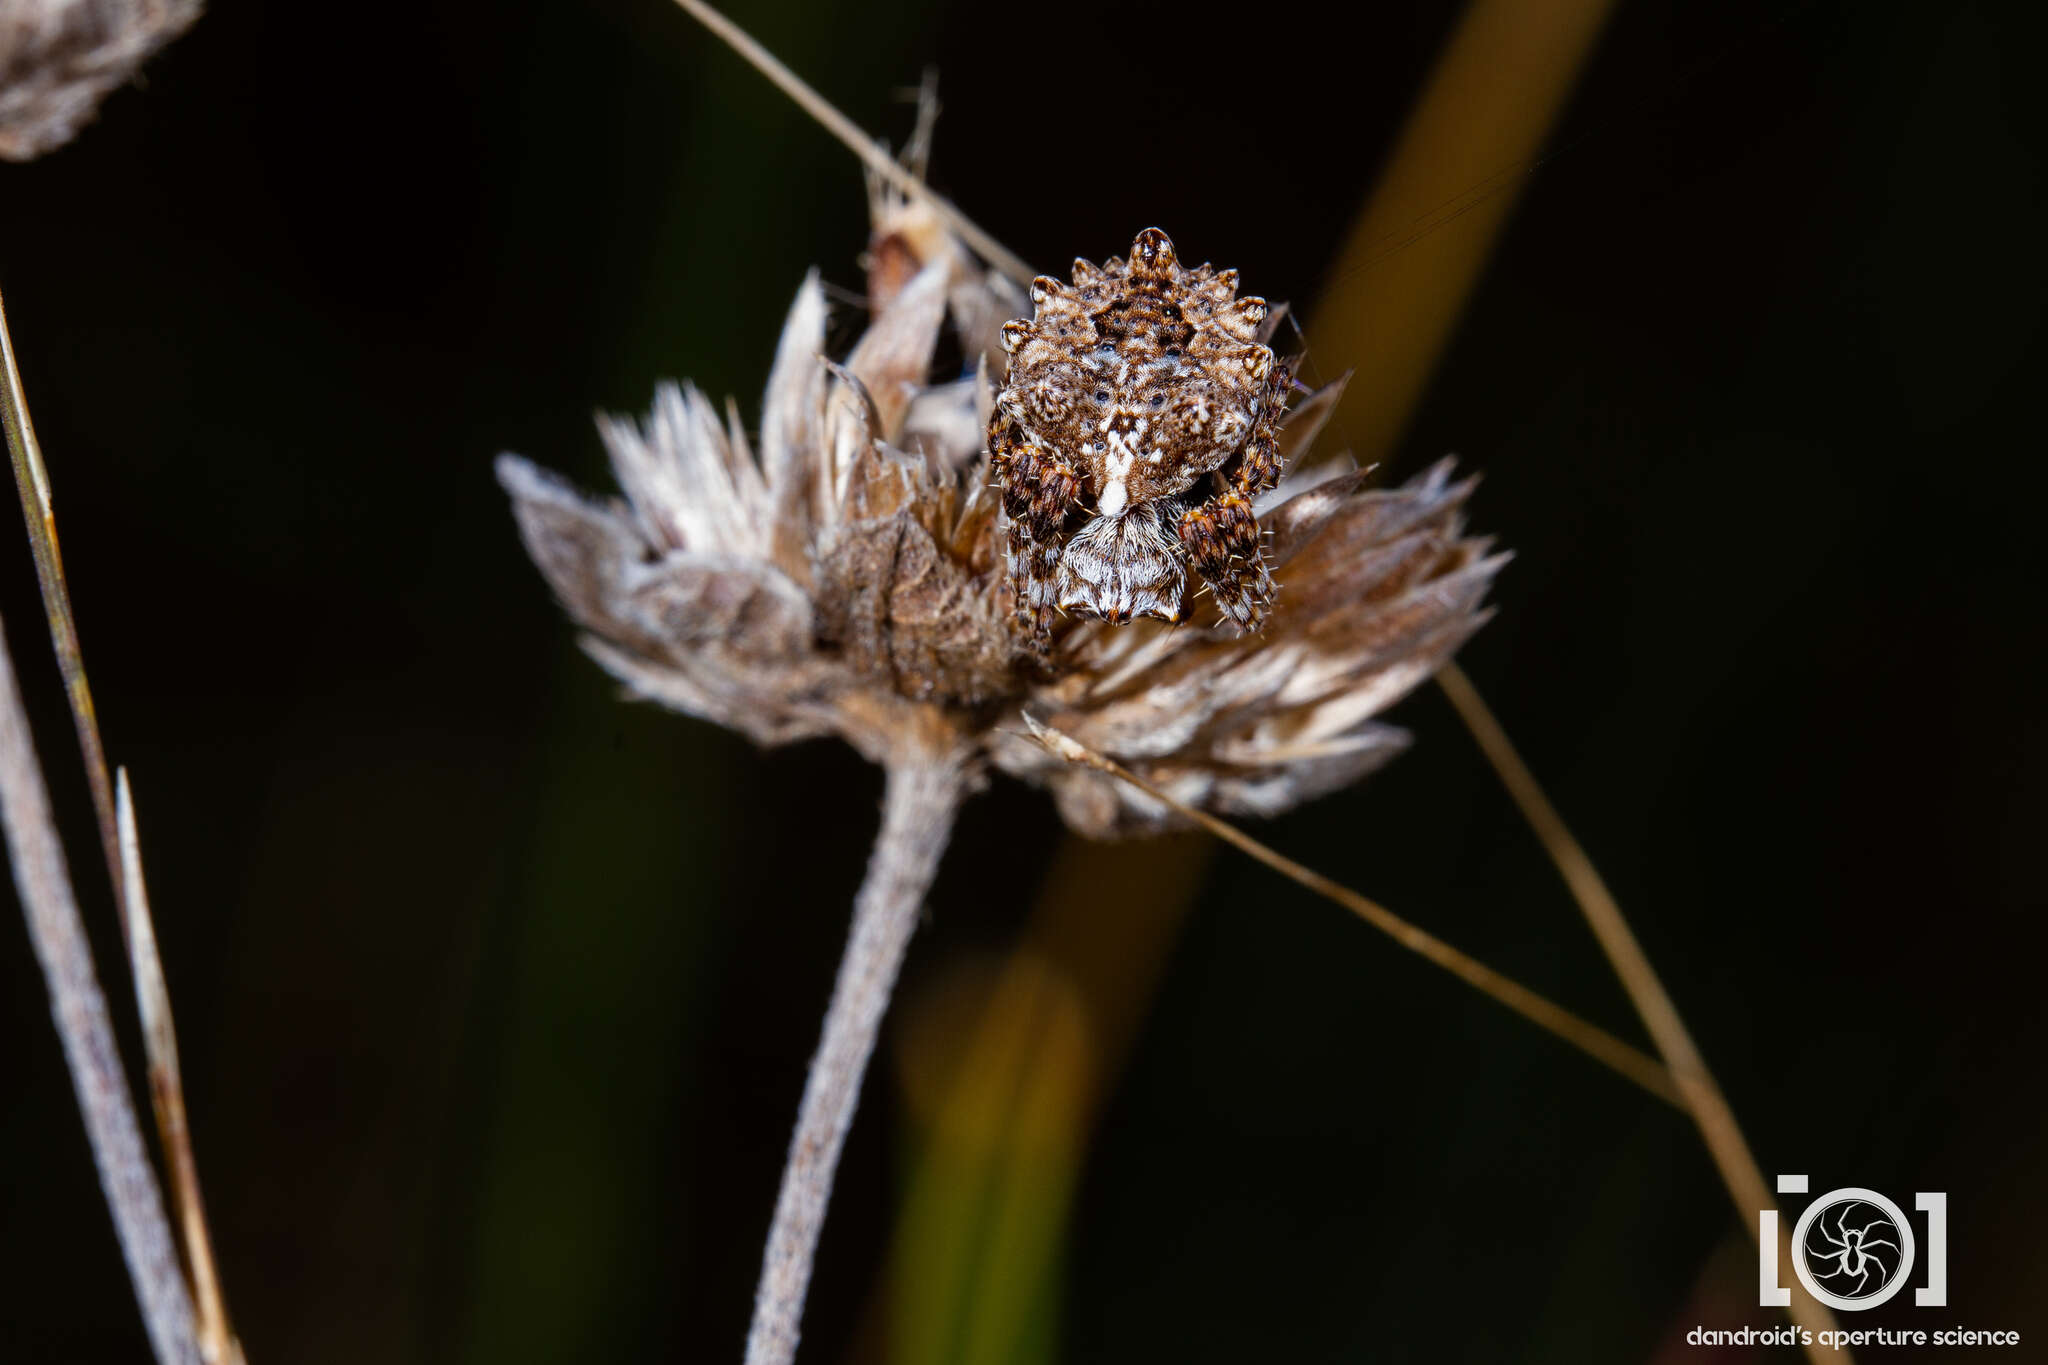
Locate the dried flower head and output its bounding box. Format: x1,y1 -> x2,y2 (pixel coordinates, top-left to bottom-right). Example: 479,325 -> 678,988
0,0 -> 201,161
992,228 -> 1292,642
497,203 -> 1504,830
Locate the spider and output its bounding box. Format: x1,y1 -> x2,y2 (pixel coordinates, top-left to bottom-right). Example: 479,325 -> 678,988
988,227 -> 1294,646
1804,1201 -> 1902,1298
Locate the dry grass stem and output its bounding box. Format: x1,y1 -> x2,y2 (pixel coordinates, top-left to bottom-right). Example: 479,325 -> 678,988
746,751 -> 969,1365
118,771 -> 241,1365
1021,714 -> 1682,1106
0,284 -> 126,928
2,283 -> 240,1363
1435,662 -> 1844,1361
0,620 -> 200,1365
668,0 -> 1035,288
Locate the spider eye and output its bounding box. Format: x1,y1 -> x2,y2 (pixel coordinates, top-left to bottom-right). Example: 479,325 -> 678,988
1093,389 -> 1110,404
1149,394 -> 1165,409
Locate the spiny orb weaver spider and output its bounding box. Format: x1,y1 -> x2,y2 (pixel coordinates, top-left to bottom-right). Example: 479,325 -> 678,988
989,228 -> 1294,644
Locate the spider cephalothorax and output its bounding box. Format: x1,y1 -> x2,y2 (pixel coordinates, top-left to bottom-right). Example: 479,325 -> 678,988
989,227 -> 1293,644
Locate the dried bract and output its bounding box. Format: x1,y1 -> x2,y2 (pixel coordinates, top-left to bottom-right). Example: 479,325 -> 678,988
497,253 -> 1017,767
499,211 -> 1505,831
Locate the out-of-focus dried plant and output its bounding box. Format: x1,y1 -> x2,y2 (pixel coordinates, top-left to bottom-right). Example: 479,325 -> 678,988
0,0 -> 200,160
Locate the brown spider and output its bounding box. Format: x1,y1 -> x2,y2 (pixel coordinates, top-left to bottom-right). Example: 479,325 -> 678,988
989,227 -> 1293,645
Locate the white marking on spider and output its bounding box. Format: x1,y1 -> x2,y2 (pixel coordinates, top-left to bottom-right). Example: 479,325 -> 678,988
1098,434 -> 1138,516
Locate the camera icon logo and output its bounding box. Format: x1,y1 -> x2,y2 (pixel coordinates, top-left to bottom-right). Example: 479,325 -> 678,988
1760,1176 -> 1948,1311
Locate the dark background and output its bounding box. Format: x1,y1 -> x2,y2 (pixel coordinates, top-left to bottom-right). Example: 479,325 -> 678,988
2,0 -> 2042,1360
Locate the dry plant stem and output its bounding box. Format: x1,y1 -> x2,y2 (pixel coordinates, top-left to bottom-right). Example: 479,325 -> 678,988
668,0 -> 1036,287
0,285 -> 125,927
1435,662 -> 1843,1360
0,619 -> 201,1365
2,285 -> 239,1362
746,751 -> 968,1365
119,771 -> 237,1365
1021,717 -> 1682,1107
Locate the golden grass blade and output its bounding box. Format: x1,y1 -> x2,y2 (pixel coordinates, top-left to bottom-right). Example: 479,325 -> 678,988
1302,0 -> 1621,468
890,950 -> 1092,1365
1021,714 -> 1681,1107
1435,662 -> 1844,1360
118,771 -> 243,1365
0,284 -> 126,927
668,0 -> 1036,288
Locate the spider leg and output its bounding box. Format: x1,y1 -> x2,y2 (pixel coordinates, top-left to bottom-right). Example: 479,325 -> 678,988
989,418 -> 1081,649
1177,489 -> 1272,633
1230,354 -> 1293,502
1818,1217 -> 1849,1251
1174,355 -> 1294,634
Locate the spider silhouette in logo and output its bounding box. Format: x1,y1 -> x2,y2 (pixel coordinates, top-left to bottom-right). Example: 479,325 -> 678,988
1801,1198 -> 1904,1299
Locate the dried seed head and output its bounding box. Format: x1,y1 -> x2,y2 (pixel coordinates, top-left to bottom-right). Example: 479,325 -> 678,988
500,195 -> 1505,828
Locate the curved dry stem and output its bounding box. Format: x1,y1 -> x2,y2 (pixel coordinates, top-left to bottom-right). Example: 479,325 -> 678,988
745,751 -> 968,1365
1435,661 -> 1844,1361
1020,715 -> 1682,1107
0,619 -> 200,1365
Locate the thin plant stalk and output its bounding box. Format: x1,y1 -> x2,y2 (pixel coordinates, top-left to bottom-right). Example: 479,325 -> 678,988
1435,662 -> 1841,1359
746,750 -> 968,1365
0,618 -> 200,1365
2,284 -> 241,1363
0,285 -> 125,924
119,771 -> 240,1365
1022,715 -> 1681,1106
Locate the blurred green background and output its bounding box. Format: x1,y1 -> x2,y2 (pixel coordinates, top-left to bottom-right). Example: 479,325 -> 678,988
1,0 -> 2043,1361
